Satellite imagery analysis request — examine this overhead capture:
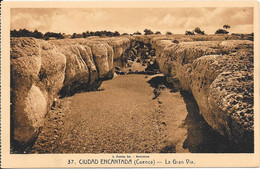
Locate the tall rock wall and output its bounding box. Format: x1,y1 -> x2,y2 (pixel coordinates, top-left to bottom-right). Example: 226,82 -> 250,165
10,37 -> 132,147
11,35 -> 254,152
139,35 -> 254,151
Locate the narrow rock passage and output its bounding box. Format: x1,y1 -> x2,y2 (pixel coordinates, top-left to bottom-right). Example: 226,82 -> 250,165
30,74 -> 237,153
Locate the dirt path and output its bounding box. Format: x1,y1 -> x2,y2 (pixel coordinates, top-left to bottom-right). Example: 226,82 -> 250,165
30,74 -> 237,153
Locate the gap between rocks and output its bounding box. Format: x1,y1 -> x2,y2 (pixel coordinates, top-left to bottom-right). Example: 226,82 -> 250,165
11,36 -> 253,153
26,74 -> 239,154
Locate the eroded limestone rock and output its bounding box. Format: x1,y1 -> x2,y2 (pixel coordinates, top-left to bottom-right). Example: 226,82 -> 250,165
10,37 -> 132,148
10,36 -> 254,152
150,36 -> 254,151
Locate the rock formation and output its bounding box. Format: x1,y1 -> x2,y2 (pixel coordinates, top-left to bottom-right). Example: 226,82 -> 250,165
143,36 -> 254,152
11,38 -> 66,147
10,37 -> 132,148
10,35 -> 254,152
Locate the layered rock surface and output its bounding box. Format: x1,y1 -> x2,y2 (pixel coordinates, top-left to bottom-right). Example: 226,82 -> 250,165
135,35 -> 254,151
11,35 -> 254,152
10,37 -> 132,147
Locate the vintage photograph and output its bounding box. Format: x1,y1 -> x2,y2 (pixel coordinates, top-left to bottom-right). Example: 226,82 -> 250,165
9,7 -> 255,155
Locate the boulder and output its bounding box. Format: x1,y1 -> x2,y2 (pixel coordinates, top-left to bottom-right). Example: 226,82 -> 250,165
90,43 -> 111,79
77,45 -> 100,90
107,37 -> 131,67
11,38 -> 66,146
37,40 -> 66,107
10,37 -> 133,149
57,45 -> 89,96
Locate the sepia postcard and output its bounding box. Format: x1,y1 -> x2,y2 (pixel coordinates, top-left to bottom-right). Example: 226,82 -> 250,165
1,0 -> 260,168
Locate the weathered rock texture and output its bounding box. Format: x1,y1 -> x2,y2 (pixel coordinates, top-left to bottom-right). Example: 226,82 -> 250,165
11,35 -> 254,152
11,38 -> 66,147
135,35 -> 254,152
10,37 -> 132,147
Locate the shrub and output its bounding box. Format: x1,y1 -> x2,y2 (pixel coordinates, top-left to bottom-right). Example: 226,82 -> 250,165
113,31 -> 120,36
185,31 -> 195,35
10,29 -> 44,39
133,31 -> 142,35
194,27 -> 205,35
166,31 -> 172,35
172,40 -> 179,44
71,33 -> 77,39
215,29 -> 229,34
44,32 -> 64,39
144,29 -> 153,35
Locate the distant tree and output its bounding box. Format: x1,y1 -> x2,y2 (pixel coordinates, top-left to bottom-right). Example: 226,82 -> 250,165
194,27 -> 205,35
133,31 -> 142,35
166,31 -> 172,35
94,31 -> 102,37
11,29 -> 24,37
155,31 -> 161,35
44,32 -> 64,39
101,30 -> 107,36
223,25 -> 231,29
105,31 -> 112,37
122,33 -> 129,35
59,33 -> 64,39
20,28 -> 33,37
11,29 -> 17,37
77,33 -> 83,38
89,31 -> 94,36
71,33 -> 77,39
215,29 -> 229,34
113,31 -> 120,36
33,30 -> 43,39
84,31 -> 90,37
82,32 -> 87,38
185,30 -> 195,35
144,29 -> 153,35
11,29 -> 44,39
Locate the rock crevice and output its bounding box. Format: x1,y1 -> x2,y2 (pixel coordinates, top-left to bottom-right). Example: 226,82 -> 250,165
138,35 -> 253,152
10,37 -> 132,148
11,35 -> 254,152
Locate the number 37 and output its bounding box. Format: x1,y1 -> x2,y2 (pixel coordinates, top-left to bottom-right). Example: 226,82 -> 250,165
68,159 -> 74,164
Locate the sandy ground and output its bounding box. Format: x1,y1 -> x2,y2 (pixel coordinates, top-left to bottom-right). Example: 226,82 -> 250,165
30,74 -> 238,153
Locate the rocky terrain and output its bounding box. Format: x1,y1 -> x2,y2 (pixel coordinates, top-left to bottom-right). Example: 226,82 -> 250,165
29,74 -> 239,153
10,34 -> 254,153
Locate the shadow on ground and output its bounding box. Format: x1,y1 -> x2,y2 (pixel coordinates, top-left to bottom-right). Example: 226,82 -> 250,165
58,80 -> 103,98
147,75 -> 241,153
14,74 -> 246,154
160,145 -> 176,153
180,91 -> 241,153
10,131 -> 40,154
147,75 -> 174,89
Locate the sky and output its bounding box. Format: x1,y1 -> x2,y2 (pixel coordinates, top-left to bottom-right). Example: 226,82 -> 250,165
10,8 -> 253,35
